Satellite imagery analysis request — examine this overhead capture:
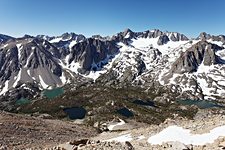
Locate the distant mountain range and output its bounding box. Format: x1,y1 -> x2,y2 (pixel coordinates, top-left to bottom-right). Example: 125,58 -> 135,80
0,29 -> 225,109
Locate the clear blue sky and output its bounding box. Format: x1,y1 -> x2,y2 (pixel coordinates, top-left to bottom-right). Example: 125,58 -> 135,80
0,0 -> 225,38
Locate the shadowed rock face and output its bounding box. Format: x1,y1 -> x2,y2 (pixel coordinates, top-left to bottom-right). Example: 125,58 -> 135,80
141,29 -> 164,38
169,32 -> 189,42
69,38 -> 119,73
52,33 -> 85,48
170,41 -> 223,74
212,35 -> 225,44
157,35 -> 170,45
1,38 -> 62,73
136,29 -> 188,41
91,35 -> 111,41
197,32 -> 212,40
0,45 -> 20,81
111,28 -> 136,45
0,37 -> 63,89
37,32 -> 86,59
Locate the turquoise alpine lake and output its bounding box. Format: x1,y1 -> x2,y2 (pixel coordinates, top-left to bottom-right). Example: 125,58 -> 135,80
43,87 -> 64,99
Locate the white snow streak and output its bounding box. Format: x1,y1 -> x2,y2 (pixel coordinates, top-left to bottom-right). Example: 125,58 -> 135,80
148,125 -> 225,145
39,75 -> 48,89
13,70 -> 22,87
16,43 -> 23,60
106,134 -> 133,142
0,80 -> 9,95
69,40 -> 77,49
108,119 -> 125,131
49,37 -> 62,43
60,72 -> 67,84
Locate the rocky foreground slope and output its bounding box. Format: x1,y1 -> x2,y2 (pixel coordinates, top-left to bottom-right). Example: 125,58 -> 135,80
0,111 -> 97,149
0,109 -> 224,150
55,109 -> 225,150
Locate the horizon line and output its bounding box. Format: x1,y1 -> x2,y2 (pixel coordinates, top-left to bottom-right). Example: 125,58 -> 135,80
1,28 -> 225,39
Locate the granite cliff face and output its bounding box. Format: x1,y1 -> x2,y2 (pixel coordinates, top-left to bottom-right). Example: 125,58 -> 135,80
170,41 -> 223,74
69,38 -> 119,73
0,37 -> 63,88
197,32 -> 225,44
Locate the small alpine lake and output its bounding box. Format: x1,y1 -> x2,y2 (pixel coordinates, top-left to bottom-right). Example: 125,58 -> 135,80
63,107 -> 87,120
132,99 -> 156,107
117,107 -> 134,118
177,99 -> 224,109
42,87 -> 64,99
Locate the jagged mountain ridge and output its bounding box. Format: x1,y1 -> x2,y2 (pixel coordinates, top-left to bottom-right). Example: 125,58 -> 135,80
0,29 -> 225,102
0,34 -> 14,44
197,32 -> 225,43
